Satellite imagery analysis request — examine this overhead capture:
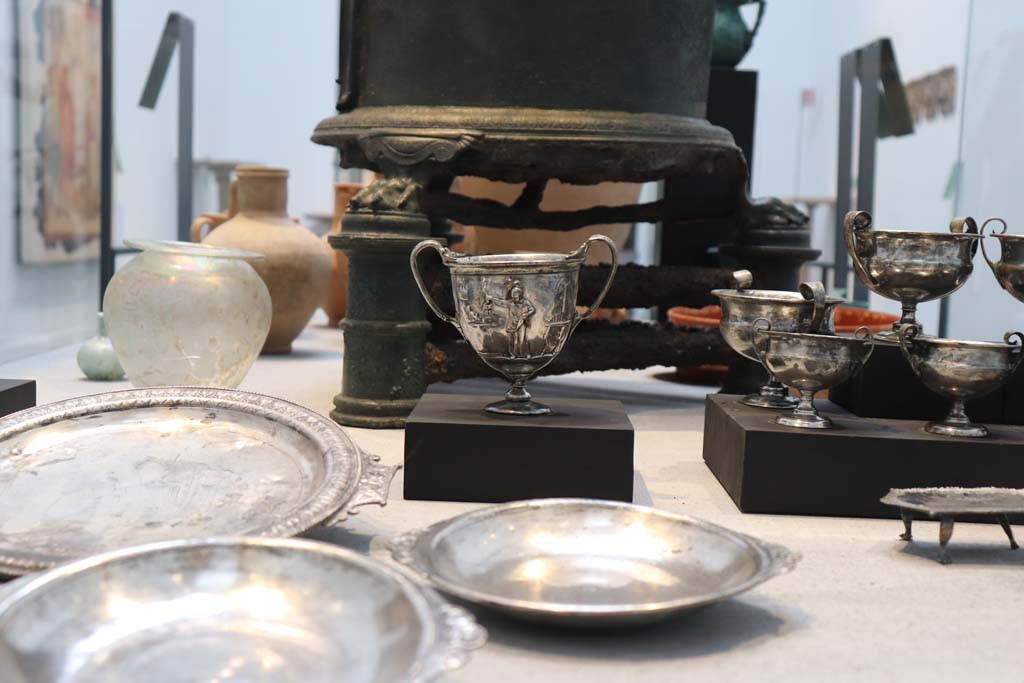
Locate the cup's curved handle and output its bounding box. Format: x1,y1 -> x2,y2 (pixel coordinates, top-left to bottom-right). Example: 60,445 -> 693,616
853,325 -> 875,368
750,317 -> 773,370
190,211 -> 229,242
844,210 -> 876,286
569,234 -> 619,329
1004,331 -> 1024,373
950,216 -> 979,258
410,240 -> 460,329
897,323 -> 922,372
732,269 -> 754,289
799,281 -> 827,333
980,217 -> 1008,270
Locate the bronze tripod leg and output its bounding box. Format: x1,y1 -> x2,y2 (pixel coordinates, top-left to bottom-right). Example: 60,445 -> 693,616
899,508 -> 913,541
997,514 -> 1019,550
938,516 -> 955,565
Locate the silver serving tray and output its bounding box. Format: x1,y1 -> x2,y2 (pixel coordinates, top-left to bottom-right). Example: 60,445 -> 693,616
881,486 -> 1024,515
0,388 -> 397,576
391,498 -> 799,626
0,537 -> 486,683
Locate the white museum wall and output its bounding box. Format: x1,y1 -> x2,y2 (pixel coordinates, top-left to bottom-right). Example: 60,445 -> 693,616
945,0 -> 1024,340
741,0 -> 970,334
113,0 -> 339,246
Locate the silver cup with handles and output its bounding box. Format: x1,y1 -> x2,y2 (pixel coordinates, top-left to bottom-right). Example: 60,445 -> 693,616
411,236 -> 618,416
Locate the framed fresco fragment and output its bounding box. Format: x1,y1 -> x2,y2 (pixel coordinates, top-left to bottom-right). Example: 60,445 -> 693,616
16,0 -> 102,264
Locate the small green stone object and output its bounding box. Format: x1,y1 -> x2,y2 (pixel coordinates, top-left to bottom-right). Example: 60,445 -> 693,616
77,313 -> 126,381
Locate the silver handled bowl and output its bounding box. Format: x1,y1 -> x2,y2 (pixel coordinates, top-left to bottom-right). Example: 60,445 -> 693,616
898,324 -> 1024,438
752,319 -> 874,429
411,235 -> 617,416
389,498 -> 798,627
845,210 -> 980,341
0,538 -> 486,683
712,269 -> 844,409
980,217 -> 1024,303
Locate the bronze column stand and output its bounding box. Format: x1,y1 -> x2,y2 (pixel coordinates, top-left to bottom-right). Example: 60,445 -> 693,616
328,174 -> 438,428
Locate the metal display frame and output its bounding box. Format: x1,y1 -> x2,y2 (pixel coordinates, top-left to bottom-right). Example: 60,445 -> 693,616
834,38 -> 913,303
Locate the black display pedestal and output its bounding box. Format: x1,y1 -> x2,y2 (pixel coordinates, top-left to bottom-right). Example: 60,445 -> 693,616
404,391 -> 634,503
703,394 -> 1024,519
0,379 -> 35,418
829,340 -> 1012,424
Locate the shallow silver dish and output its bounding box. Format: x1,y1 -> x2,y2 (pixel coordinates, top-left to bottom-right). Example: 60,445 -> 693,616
390,498 -> 798,626
0,388 -> 397,576
0,537 -> 485,683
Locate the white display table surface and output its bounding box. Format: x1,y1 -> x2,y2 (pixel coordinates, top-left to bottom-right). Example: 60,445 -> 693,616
1,316 -> 1020,682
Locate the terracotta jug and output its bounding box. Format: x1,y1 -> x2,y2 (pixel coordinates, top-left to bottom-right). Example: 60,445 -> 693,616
320,182 -> 362,327
191,166 -> 331,354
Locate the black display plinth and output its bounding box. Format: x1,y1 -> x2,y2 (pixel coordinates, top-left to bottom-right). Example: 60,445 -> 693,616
829,340 -> 1009,423
404,391 -> 634,503
703,394 -> 1024,518
0,379 -> 35,418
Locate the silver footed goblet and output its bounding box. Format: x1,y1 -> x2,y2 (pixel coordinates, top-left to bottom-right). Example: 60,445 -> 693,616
898,324 -> 1024,438
980,217 -> 1024,303
751,319 -> 874,429
411,235 -> 618,416
712,270 -> 844,409
844,210 -> 980,341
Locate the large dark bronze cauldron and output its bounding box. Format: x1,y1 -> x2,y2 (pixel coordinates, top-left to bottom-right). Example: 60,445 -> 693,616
312,0 -> 798,428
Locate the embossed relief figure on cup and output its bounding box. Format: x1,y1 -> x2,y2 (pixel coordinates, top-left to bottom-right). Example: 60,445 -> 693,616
485,280 -> 536,358
453,271 -> 576,371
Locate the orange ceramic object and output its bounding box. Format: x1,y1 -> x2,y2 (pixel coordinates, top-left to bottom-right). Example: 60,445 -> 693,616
320,183 -> 363,327
667,305 -> 899,333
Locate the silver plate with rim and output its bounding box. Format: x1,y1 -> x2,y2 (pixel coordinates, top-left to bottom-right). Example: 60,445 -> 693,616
390,498 -> 799,626
0,387 -> 397,576
0,537 -> 486,683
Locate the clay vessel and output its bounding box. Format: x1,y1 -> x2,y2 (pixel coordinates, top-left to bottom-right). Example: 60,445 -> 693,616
320,183 -> 362,327
193,166 -> 331,354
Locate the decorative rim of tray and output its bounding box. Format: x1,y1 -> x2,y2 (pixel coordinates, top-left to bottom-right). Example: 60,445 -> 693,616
0,537 -> 487,683
0,387 -> 396,576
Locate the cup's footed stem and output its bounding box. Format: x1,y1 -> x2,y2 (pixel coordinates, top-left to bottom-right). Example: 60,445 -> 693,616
485,380 -> 552,416
878,301 -> 919,341
926,398 -> 988,438
776,389 -> 832,429
741,375 -> 798,409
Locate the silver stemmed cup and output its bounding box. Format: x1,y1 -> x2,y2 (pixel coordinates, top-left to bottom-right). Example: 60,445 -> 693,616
411,235 -> 618,416
752,319 -> 874,429
845,210 -> 980,341
898,324 -> 1024,438
712,270 -> 844,409
980,217 -> 1024,303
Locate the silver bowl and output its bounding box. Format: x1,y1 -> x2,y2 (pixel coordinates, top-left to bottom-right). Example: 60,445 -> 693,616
712,269 -> 843,409
981,217 -> 1024,303
845,210 -> 980,341
412,235 -> 617,416
389,498 -> 798,627
0,538 -> 486,683
752,319 -> 874,429
898,324 -> 1024,438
